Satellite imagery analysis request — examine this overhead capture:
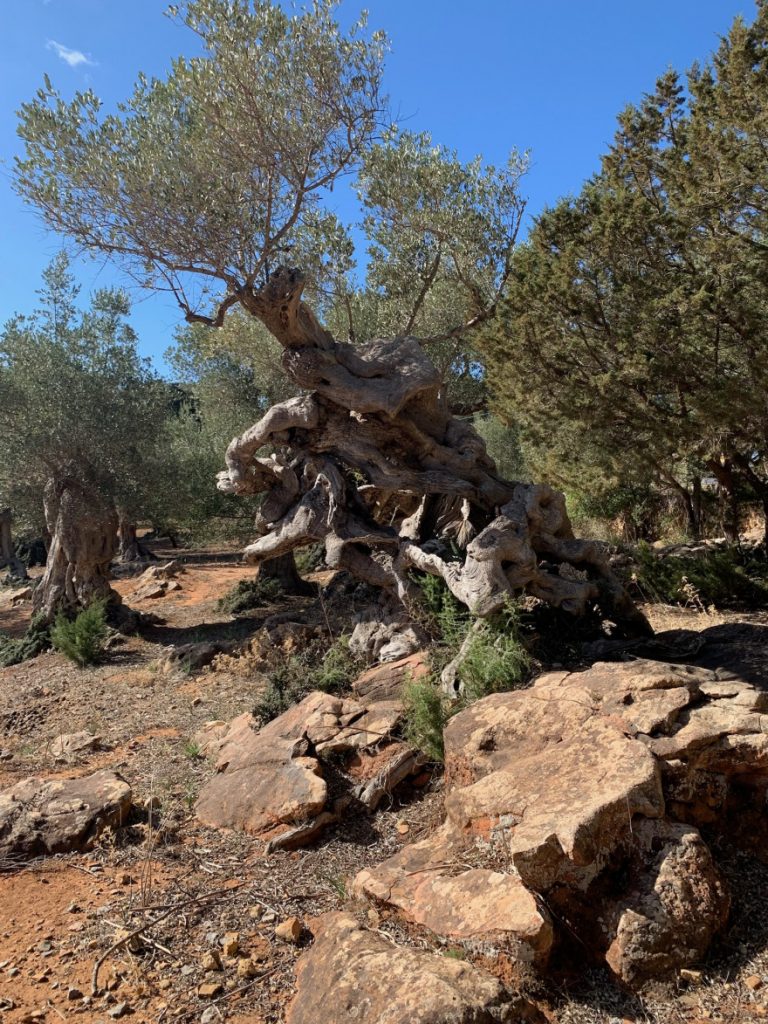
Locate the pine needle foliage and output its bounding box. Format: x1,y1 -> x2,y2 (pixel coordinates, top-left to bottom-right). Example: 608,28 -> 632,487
403,677 -> 449,764
460,603 -> 531,703
217,576 -> 282,615
630,545 -> 768,608
50,600 -> 108,667
254,635 -> 360,724
0,616 -> 50,668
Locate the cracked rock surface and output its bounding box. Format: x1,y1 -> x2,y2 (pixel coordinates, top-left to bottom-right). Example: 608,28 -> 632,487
194,667 -> 422,844
0,769 -> 132,857
286,911 -> 544,1024
356,658 -> 763,985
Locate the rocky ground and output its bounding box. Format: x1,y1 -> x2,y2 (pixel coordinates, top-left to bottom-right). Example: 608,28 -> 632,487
1,549 -> 768,1024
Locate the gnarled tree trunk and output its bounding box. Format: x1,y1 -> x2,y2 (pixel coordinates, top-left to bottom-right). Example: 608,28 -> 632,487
33,475 -> 121,623
117,513 -> 156,563
117,516 -> 141,562
0,508 -> 28,580
258,552 -> 313,595
217,267 -> 651,643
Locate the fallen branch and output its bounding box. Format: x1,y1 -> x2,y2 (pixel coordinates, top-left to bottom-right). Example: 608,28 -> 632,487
353,747 -> 426,811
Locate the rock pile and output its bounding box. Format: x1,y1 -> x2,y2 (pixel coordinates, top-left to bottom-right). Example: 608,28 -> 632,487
130,560 -> 184,601
355,658 -> 764,986
194,654 -> 429,850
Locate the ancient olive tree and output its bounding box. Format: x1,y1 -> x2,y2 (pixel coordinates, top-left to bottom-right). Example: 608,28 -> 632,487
15,0 -> 649,641
0,256 -> 167,620
0,509 -> 28,579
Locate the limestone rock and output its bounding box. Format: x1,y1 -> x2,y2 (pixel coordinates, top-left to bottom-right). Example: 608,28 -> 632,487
194,724 -> 326,837
309,698 -> 403,755
356,657 -> 763,987
603,819 -> 730,986
446,716 -> 663,891
354,822 -> 553,964
131,561 -> 184,601
0,770 -> 132,858
275,917 -> 302,943
49,731 -> 102,759
286,912 -> 540,1024
351,652 -> 430,706
442,678 -> 593,789
194,713 -> 256,762
349,614 -> 426,663
195,690 -> 414,843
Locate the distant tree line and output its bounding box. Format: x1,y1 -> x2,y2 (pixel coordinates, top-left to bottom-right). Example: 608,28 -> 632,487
0,256 -> 276,559
479,5 -> 768,544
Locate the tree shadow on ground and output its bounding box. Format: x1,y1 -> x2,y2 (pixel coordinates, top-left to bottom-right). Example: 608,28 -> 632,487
138,616 -> 264,649
586,621 -> 768,689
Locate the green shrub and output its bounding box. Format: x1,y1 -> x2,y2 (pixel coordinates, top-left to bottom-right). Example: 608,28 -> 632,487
50,600 -> 109,666
0,616 -> 50,667
254,634 -> 360,723
403,677 -> 449,763
312,634 -> 357,691
415,573 -> 469,648
217,576 -> 282,615
295,543 -> 326,574
460,604 -> 531,702
630,544 -> 768,608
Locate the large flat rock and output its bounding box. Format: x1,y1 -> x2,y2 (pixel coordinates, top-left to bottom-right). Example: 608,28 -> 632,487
287,912 -> 541,1024
352,652 -> 430,705
356,656 -> 768,987
446,717 -> 663,890
194,693 -> 331,836
0,769 -> 132,858
354,822 -> 552,964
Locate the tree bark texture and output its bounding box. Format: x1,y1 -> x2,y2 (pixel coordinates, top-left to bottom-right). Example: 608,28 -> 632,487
117,517 -> 141,562
33,476 -> 120,622
258,551 -> 314,595
217,268 -> 651,637
117,515 -> 156,563
0,508 -> 28,579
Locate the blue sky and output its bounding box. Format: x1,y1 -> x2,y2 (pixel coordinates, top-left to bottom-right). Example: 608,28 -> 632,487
0,0 -> 752,370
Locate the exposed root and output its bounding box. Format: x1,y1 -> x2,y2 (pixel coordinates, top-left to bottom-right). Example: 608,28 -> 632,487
218,267 -> 651,642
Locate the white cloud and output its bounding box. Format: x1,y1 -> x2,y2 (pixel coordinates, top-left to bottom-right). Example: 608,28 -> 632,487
46,40 -> 97,68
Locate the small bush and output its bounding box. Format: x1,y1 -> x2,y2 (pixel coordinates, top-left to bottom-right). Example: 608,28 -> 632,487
631,544 -> 768,608
254,634 -> 361,723
217,576 -> 282,615
403,677 -> 450,763
460,605 -> 531,703
50,600 -> 109,666
401,603 -> 531,762
312,634 -> 357,691
295,543 -> 326,575
0,616 -> 50,668
415,573 -> 469,648
183,739 -> 202,759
